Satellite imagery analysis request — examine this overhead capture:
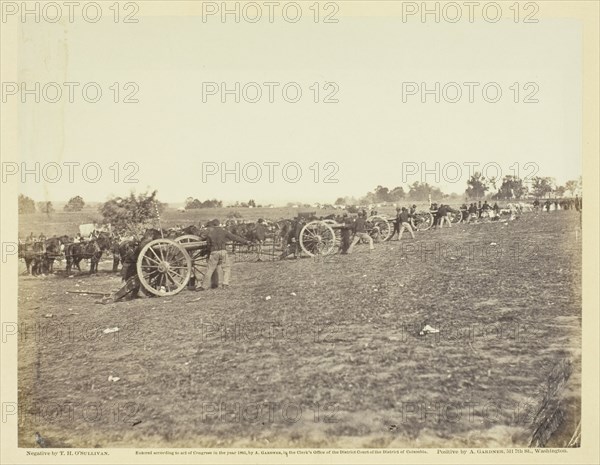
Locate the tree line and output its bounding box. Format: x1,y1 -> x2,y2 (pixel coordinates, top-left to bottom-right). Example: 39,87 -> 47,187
335,174 -> 582,206
18,194 -> 85,214
17,173 -> 582,231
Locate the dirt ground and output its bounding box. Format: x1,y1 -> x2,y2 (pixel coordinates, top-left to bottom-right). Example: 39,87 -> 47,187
16,210 -> 581,448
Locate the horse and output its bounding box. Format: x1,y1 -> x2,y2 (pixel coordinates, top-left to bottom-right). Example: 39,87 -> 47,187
19,241 -> 45,275
42,235 -> 68,273
64,232 -> 112,274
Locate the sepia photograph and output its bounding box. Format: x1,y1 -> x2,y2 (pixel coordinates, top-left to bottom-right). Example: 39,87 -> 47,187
1,1 -> 598,464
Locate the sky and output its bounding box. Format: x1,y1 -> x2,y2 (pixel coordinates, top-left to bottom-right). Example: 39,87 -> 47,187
13,6 -> 582,205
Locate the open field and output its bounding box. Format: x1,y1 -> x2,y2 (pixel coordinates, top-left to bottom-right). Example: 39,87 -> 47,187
17,210 -> 581,448
18,204 -> 434,237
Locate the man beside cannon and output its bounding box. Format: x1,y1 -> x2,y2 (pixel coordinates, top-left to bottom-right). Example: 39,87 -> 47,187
347,211 -> 374,254
397,207 -> 416,240
196,219 -> 250,291
388,207 -> 402,241
254,218 -> 268,262
101,229 -> 162,303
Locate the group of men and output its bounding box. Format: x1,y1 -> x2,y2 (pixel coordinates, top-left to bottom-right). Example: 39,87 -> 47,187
459,200 -> 500,223
108,218 -> 251,302
533,196 -> 582,212
103,194 -> 587,302
388,207 -> 416,240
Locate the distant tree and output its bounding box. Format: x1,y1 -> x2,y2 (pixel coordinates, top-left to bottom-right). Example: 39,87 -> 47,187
493,176 -> 527,200
64,195 -> 85,212
201,199 -> 222,208
360,190 -> 376,205
531,176 -> 555,199
408,182 -> 444,201
334,197 -> 346,205
99,190 -> 165,235
18,194 -> 36,214
388,186 -> 406,201
374,185 -> 390,202
248,199 -> 256,208
554,186 -> 566,198
185,198 -> 203,209
186,198 -> 222,209
36,201 -> 54,215
465,172 -> 489,200
564,179 -> 579,196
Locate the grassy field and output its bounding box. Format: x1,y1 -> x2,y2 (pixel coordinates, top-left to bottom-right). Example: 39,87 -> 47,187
18,204 -> 435,237
17,210 -> 581,448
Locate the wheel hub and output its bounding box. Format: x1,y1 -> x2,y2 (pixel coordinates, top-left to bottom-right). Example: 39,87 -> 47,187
158,262 -> 170,273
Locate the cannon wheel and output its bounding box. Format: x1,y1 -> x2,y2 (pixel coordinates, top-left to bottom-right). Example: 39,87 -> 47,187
299,221 -> 336,256
322,219 -> 342,243
367,216 -> 391,242
450,210 -> 463,224
136,238 -> 192,296
412,211 -> 434,231
174,235 -> 208,281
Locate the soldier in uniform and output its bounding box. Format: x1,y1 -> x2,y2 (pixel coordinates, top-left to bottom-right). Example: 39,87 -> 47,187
38,233 -> 47,253
196,219 -> 250,291
102,229 -> 162,303
280,217 -> 304,260
347,211 -> 374,254
254,218 -> 268,262
397,207 -> 415,240
388,207 -> 402,241
338,213 -> 353,254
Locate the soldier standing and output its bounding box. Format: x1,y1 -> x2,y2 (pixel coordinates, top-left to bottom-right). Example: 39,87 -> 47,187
102,229 -> 162,303
338,213 -> 353,254
197,219 -> 250,291
347,212 -> 374,254
254,218 -> 268,262
388,207 -> 402,241
397,207 -> 415,240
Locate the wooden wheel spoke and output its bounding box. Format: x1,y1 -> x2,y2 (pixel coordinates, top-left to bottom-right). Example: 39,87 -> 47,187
165,271 -> 179,288
168,267 -> 185,281
150,247 -> 162,263
143,255 -> 161,266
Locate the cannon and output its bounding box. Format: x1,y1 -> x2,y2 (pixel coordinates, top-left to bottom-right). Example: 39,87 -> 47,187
136,236 -> 208,296
297,215 -> 391,256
